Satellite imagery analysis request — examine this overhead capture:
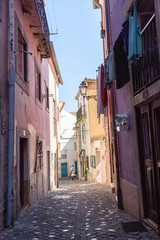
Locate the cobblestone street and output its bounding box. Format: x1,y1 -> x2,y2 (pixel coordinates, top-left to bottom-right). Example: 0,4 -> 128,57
0,180 -> 159,240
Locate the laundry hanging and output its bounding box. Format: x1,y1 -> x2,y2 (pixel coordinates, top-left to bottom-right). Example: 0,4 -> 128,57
128,5 -> 142,60
97,66 -> 104,115
109,50 -> 116,82
101,64 -> 107,108
114,32 -> 130,89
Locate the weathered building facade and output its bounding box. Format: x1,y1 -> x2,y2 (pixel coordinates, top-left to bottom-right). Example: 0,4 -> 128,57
0,0 -> 62,231
75,78 -> 111,184
94,0 -> 160,232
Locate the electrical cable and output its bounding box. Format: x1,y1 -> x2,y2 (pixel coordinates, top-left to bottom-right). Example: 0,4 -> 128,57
51,0 -> 58,33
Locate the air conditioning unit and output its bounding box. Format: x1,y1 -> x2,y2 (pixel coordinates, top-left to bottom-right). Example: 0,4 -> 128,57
100,29 -> 105,38
93,0 -> 100,9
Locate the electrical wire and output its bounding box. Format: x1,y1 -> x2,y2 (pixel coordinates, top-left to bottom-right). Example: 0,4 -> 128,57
51,0 -> 58,33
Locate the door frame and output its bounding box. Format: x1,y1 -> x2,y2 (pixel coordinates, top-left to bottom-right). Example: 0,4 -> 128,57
16,128 -> 30,215
136,99 -> 160,229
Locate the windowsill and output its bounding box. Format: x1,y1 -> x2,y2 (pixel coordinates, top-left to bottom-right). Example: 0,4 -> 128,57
16,73 -> 29,95
36,98 -> 42,110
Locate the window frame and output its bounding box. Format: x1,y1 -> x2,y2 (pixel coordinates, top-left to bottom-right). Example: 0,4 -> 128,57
15,14 -> 29,94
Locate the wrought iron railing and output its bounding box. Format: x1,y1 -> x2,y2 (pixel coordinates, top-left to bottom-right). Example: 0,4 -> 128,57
76,106 -> 86,121
131,16 -> 160,94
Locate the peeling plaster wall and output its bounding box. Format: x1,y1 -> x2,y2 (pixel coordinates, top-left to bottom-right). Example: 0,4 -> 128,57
14,0 -> 50,214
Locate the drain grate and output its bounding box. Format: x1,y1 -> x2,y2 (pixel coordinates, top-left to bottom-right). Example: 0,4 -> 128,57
121,221 -> 147,233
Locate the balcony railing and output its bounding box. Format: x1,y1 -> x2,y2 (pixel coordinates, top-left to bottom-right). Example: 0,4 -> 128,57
77,106 -> 86,121
131,16 -> 160,94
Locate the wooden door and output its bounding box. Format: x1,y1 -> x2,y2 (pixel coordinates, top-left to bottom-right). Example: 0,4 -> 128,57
151,99 -> 160,226
139,101 -> 160,227
140,105 -> 157,223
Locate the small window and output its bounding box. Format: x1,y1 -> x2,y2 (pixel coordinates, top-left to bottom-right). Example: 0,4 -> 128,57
82,125 -> 86,143
38,141 -> 43,169
18,29 -> 27,82
74,142 -> 77,150
46,86 -> 49,109
53,99 -> 57,137
36,67 -> 41,102
90,155 -> 96,168
61,154 -> 67,159
86,156 -> 89,170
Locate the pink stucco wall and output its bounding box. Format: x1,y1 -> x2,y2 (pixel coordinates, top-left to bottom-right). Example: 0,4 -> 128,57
14,0 -> 50,145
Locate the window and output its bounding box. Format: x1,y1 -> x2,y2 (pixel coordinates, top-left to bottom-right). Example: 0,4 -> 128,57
74,142 -> 77,151
36,67 -> 41,102
82,125 -> 86,143
61,154 -> 67,159
53,99 -> 57,137
18,29 -> 27,82
38,141 -> 43,169
46,86 -> 49,109
86,156 -> 89,169
90,155 -> 96,168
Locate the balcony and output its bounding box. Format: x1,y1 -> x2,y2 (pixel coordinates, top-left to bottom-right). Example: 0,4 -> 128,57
131,15 -> 160,95
22,0 -> 50,58
76,106 -> 86,122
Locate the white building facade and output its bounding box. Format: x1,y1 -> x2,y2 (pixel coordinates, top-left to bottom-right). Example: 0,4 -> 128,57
59,110 -> 78,178
48,43 -> 63,189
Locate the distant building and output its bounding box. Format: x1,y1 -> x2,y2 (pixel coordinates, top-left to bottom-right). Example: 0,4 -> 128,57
59,110 -> 78,179
75,78 -> 111,183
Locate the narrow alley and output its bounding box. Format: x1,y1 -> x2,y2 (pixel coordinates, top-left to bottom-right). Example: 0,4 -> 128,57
0,180 -> 159,240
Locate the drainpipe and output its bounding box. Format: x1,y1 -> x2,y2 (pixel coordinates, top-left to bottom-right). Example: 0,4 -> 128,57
104,0 -> 122,209
7,0 -> 15,227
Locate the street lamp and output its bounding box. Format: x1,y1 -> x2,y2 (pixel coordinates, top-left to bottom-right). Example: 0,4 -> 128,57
79,81 -> 87,96
79,81 -> 97,101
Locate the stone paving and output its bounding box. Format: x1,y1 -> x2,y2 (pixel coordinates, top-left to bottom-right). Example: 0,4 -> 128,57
0,179 -> 159,240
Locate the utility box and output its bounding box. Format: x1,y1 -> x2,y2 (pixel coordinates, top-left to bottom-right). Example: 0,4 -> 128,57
115,114 -> 129,131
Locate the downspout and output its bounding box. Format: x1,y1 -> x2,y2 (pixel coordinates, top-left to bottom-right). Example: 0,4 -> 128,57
7,0 -> 15,227
104,0 -> 122,209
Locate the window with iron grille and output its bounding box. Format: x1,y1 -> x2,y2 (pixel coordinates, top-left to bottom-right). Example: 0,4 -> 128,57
131,1 -> 160,94
90,155 -> 96,168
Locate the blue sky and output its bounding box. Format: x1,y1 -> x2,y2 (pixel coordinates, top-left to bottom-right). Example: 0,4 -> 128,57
45,0 -> 103,112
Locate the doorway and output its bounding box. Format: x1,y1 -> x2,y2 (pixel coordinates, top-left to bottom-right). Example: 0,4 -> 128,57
19,138 -> 29,210
61,163 -> 68,178
75,161 -> 78,175
137,99 -> 160,228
